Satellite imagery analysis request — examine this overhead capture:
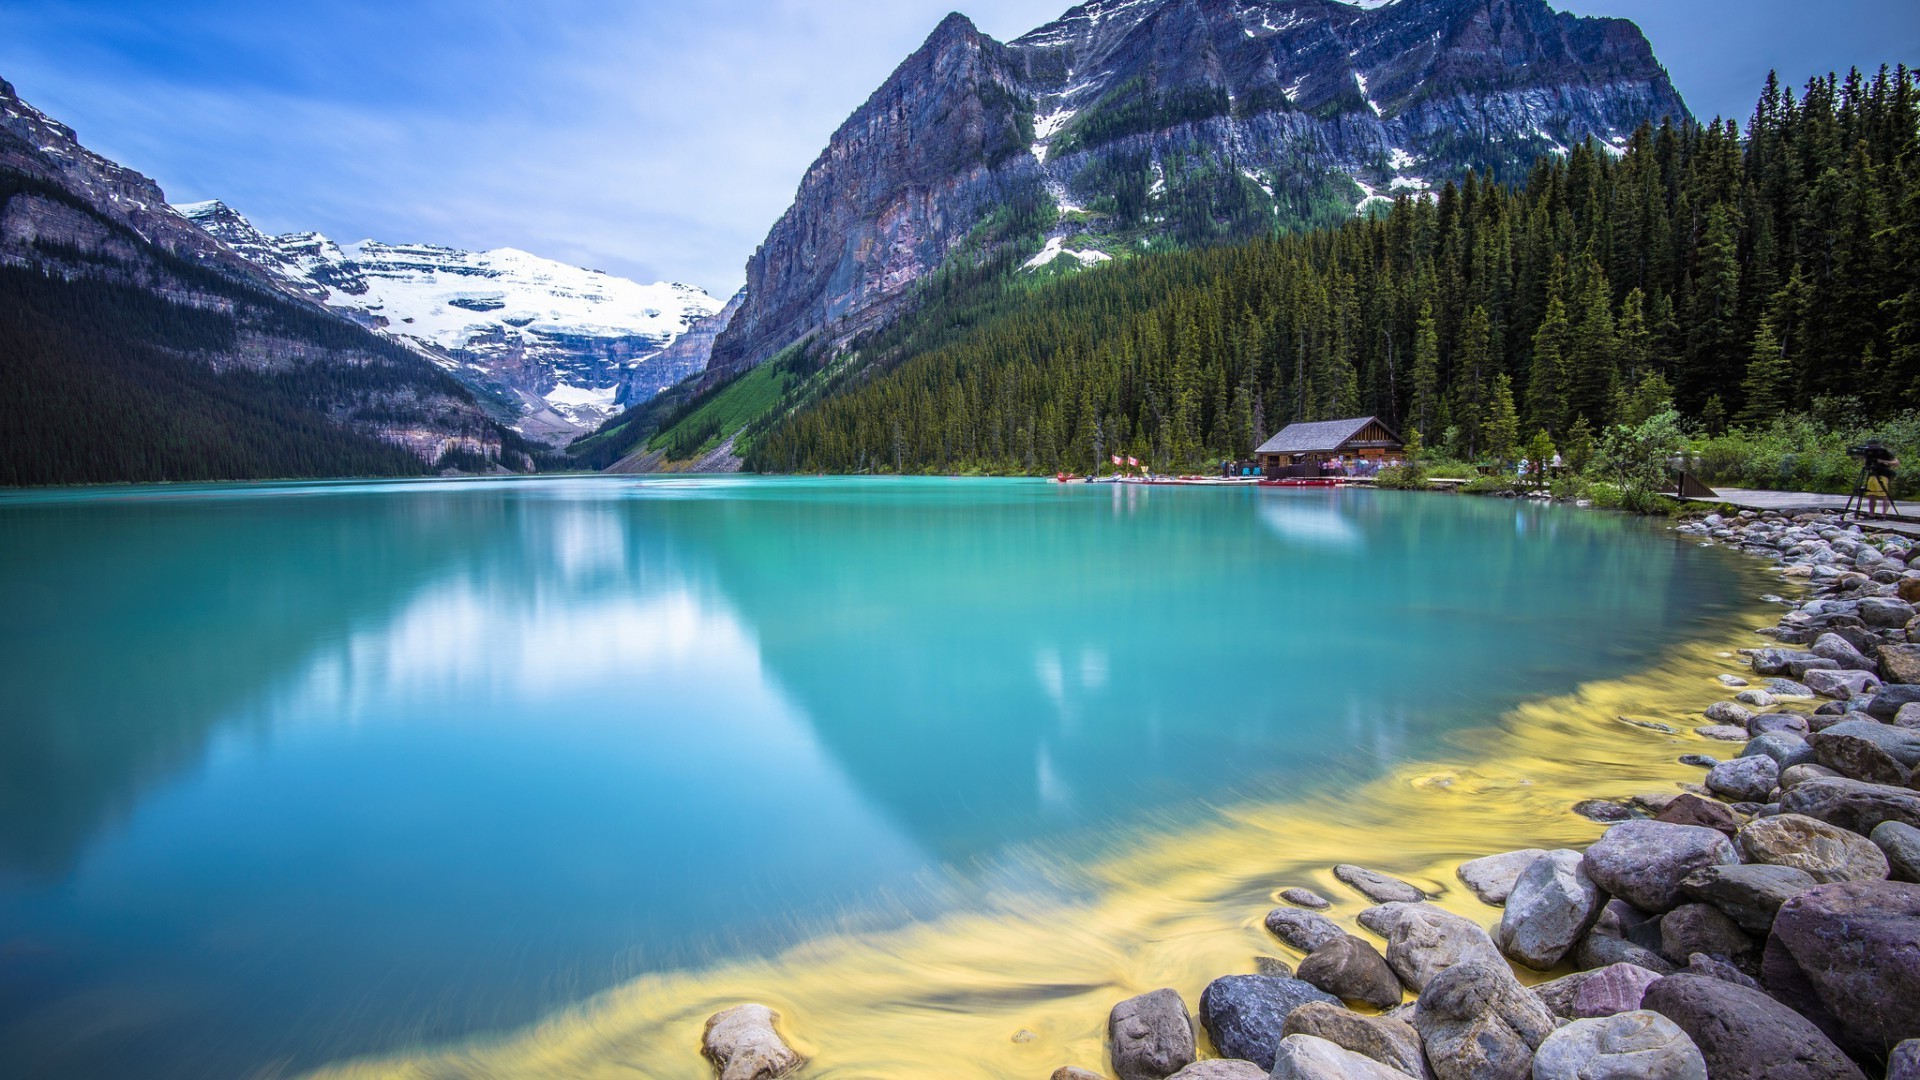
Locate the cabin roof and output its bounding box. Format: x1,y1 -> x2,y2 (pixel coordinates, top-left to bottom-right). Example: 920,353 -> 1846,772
1254,416 -> 1400,455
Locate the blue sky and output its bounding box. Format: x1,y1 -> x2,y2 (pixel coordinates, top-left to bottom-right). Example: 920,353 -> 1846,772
2,0 -> 1915,296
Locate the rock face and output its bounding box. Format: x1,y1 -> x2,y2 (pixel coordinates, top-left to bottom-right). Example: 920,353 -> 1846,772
1410,959 -> 1554,1080
1358,903 -> 1506,992
1582,821 -> 1739,913
1458,850 -> 1549,905
1762,880 -> 1920,1065
1737,813 -> 1889,883
704,0 -> 1690,395
1529,1010 -> 1707,1080
1197,974 -> 1338,1071
1282,1001 -> 1428,1078
1640,974 -> 1866,1080
1296,935 -> 1403,1009
1108,988 -> 1196,1080
1269,1034 -> 1412,1080
701,1004 -> 804,1080
1494,849 -> 1604,970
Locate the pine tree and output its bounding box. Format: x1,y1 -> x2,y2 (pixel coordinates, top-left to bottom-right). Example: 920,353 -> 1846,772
1487,373 -> 1520,465
1527,294 -> 1570,436
1736,317 -> 1789,426
1410,300 -> 1442,439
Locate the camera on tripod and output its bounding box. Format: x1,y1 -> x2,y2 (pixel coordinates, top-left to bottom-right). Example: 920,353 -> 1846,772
1844,439 -> 1902,519
1848,441 -> 1898,474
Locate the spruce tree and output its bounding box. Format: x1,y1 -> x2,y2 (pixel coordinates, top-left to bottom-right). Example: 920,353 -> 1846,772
1736,317 -> 1789,426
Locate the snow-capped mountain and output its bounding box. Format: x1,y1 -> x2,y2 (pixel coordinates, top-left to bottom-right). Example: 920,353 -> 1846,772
175,200 -> 724,438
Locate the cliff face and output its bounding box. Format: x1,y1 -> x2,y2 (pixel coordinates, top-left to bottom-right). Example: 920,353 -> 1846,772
705,0 -> 1689,382
0,77 -> 526,470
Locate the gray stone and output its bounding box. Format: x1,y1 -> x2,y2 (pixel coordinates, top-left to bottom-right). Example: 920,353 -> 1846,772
1752,711 -> 1813,736
1812,718 -> 1920,784
1863,596 -> 1918,628
1196,975 -> 1338,1071
1890,1040 -> 1920,1080
1528,1010 -> 1707,1080
1677,752 -> 1721,769
1694,724 -> 1749,742
1736,688 -> 1776,707
1766,678 -> 1817,697
1763,880 -> 1920,1065
1737,812 -> 1890,883
1051,1069 -> 1105,1080
1869,685 -> 1920,721
1254,956 -> 1294,977
1882,645 -> 1920,686
1281,1001 -> 1428,1079
1269,1035 -> 1410,1080
1334,864 -> 1425,903
1356,903 -> 1505,993
1640,973 -> 1865,1080
1679,862 -> 1819,933
1494,850 -> 1604,970
1718,673 -> 1751,687
1530,963 -> 1664,1020
1657,903 -> 1755,968
1582,820 -> 1740,913
702,1004 -> 804,1080
1108,988 -> 1196,1080
1813,632 -> 1878,671
1591,898 -> 1658,940
1752,649 -> 1825,676
1574,930 -> 1675,974
1705,700 -> 1755,725
1165,1063 -> 1266,1080
1683,952 -> 1763,991
1457,849 -> 1549,906
1806,668 -> 1883,699
1873,819 -> 1920,882
1708,754 -> 1781,802
1296,934 -> 1402,1010
1897,701 -> 1920,729
1571,799 -> 1634,822
1278,887 -> 1330,910
1741,731 -> 1816,769
1781,763 -> 1843,788
1410,959 -> 1554,1080
1780,776 -> 1920,834
1264,908 -> 1346,954
1654,793 -> 1740,835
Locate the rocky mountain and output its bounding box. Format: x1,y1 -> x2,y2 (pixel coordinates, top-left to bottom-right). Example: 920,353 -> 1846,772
0,76 -> 535,482
174,201 -> 724,440
705,0 -> 1689,383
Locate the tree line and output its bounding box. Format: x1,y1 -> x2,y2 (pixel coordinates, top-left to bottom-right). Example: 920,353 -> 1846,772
746,67 -> 1920,475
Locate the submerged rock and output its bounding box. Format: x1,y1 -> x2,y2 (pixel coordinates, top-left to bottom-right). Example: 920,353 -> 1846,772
1334,864 -> 1425,903
1278,887 -> 1331,910
1457,849 -> 1547,906
702,1004 -> 804,1080
1640,974 -> 1865,1080
1108,988 -> 1196,1080
1529,1010 -> 1706,1080
1197,975 -> 1338,1071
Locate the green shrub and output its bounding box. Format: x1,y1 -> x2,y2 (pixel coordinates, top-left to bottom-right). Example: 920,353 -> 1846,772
1461,474 -> 1526,495
1687,410 -> 1920,494
1374,465 -> 1430,490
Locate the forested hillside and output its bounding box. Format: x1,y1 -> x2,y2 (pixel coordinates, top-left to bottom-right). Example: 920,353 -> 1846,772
746,68 -> 1920,475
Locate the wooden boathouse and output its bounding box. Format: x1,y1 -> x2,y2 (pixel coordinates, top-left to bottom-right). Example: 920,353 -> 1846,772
1253,417 -> 1404,478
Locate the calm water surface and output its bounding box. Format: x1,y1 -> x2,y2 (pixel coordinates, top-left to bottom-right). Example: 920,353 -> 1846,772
0,476 -> 1748,1077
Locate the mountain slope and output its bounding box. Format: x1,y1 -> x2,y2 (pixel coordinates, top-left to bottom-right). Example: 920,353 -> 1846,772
704,0 -> 1689,385
0,77 -> 536,484
174,201 -> 724,439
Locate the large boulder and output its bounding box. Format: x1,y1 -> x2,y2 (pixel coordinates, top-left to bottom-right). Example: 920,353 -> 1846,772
1296,934 -> 1403,1009
1582,820 -> 1740,913
1334,864 -> 1425,903
1680,862 -> 1819,933
1762,880 -> 1920,1065
1457,850 -> 1548,906
1281,1002 -> 1427,1078
1654,793 -> 1741,835
1882,646 -> 1920,686
1862,597 -> 1918,628
1530,963 -> 1664,1020
1709,754 -> 1782,801
1806,668 -> 1882,700
1410,959 -> 1554,1080
701,1004 -> 804,1080
1657,903 -> 1755,968
1737,812 -> 1889,883
1891,1040 -> 1920,1080
1814,633 -> 1878,671
1640,973 -> 1866,1080
1781,776 -> 1920,833
1528,1010 -> 1707,1080
1752,649 -> 1825,676
1264,908 -> 1346,953
1706,700 -> 1756,725
1494,849 -> 1605,970
1813,718 -> 1920,784
1269,1034 -> 1411,1080
1869,685 -> 1920,721
1357,903 -> 1505,992
1753,710 -> 1813,736
1743,731 -> 1817,769
1108,988 -> 1196,1080
1874,819 -> 1920,882
1196,975 -> 1338,1071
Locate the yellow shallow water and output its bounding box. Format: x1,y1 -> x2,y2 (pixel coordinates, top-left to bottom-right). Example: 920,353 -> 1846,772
308,589 -> 1782,1080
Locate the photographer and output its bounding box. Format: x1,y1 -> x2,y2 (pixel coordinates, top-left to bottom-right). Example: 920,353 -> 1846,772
1852,439 -> 1900,517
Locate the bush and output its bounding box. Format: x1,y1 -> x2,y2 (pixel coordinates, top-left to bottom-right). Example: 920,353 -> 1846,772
1688,410 -> 1920,494
1373,464 -> 1430,490
1461,474 -> 1526,495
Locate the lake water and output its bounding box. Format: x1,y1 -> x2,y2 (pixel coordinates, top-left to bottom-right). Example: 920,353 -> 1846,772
0,476 -> 1750,1078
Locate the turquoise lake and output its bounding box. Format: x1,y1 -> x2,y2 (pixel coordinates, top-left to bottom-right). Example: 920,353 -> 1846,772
0,476 -> 1752,1078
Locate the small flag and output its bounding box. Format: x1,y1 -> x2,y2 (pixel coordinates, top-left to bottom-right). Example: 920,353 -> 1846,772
1111,454 -> 1122,465
1127,456 -> 1139,467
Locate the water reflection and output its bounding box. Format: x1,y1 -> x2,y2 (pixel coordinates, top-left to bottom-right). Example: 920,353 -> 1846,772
0,477 -> 1751,1078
